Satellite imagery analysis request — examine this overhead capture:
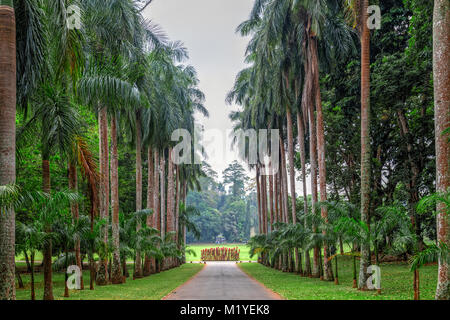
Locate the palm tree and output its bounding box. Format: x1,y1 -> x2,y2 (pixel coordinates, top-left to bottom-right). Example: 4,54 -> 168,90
109,115 -> 123,284
153,149 -> 160,271
33,191 -> 81,299
120,209 -> 159,278
235,0 -> 353,277
134,110 -> 144,277
16,220 -> 47,300
166,147 -> 175,267
79,0 -> 163,284
18,82 -> 82,300
1,14 -> 46,292
0,0 -> 16,300
143,145 -> 155,275
53,214 -> 90,297
68,136 -> 100,290
411,242 -> 449,300
343,0 -> 372,289
79,217 -> 104,290
45,1 -> 86,288
432,0 -> 450,301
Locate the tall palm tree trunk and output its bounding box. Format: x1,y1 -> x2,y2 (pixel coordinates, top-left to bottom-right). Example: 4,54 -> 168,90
135,112 -> 143,278
167,147 -> 175,268
97,106 -> 109,285
110,116 -> 122,284
297,111 -> 311,276
182,180 -> 188,263
281,141 -> 290,270
308,89 -> 320,278
42,158 -> 54,300
277,167 -> 283,224
154,149 -> 160,273
263,174 -> 269,234
268,174 -> 274,232
433,0 -> 450,301
30,253 -> 35,300
359,0 -> 371,290
175,165 -> 181,266
285,106 -> 297,225
69,163 -> 84,289
274,171 -> 279,226
160,152 -> 166,270
256,166 -> 262,235
0,2 -> 16,300
144,147 -> 154,275
286,102 -> 300,274
154,150 -> 160,232
280,140 -> 289,224
311,37 -> 333,281
276,169 -> 283,270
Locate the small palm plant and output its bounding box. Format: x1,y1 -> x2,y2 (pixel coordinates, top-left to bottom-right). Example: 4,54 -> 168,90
410,242 -> 449,300
409,191 -> 450,300
16,220 -> 48,300
53,214 -> 91,297
80,217 -> 106,290
334,202 -> 412,292
178,203 -> 201,263
120,209 -> 162,280
32,190 -> 82,299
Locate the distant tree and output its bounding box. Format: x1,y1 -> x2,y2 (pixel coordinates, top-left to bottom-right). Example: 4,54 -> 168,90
222,161 -> 246,198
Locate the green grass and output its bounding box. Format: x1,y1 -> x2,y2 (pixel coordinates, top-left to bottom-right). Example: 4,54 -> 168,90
16,263 -> 204,300
186,243 -> 257,262
239,256 -> 438,300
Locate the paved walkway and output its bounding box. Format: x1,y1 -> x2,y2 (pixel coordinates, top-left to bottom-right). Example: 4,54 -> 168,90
164,262 -> 281,300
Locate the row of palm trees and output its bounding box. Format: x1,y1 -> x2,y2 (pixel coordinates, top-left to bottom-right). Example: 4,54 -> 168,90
228,0 -> 449,299
0,0 -> 206,300
15,192 -> 197,300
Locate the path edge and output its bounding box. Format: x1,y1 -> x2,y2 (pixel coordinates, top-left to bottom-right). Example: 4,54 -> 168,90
237,263 -> 285,300
161,263 -> 206,300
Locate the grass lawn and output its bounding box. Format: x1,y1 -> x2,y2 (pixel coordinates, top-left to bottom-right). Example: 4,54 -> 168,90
239,256 -> 438,300
186,243 -> 257,262
16,263 -> 204,300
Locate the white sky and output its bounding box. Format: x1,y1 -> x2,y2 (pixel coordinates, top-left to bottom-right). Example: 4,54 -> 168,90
144,0 -> 308,194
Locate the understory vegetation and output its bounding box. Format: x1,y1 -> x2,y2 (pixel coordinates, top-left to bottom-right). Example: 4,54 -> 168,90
239,258 -> 438,300
15,263 -> 203,300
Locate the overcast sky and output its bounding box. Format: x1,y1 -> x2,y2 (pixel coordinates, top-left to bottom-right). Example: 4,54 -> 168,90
143,1 -> 307,193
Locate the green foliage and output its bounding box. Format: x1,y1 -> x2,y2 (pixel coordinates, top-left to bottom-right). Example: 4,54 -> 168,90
410,242 -> 449,272
239,257 -> 439,300
15,264 -> 204,300
186,162 -> 258,243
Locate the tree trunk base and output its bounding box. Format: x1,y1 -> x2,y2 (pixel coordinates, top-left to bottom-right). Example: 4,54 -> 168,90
96,262 -> 109,286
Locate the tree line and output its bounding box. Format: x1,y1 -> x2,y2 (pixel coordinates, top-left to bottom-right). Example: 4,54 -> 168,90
0,0 -> 208,300
227,0 -> 449,300
185,162 -> 258,243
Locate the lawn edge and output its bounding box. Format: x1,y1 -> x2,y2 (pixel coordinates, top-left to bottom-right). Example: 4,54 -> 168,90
161,263 -> 206,300
237,263 -> 286,300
